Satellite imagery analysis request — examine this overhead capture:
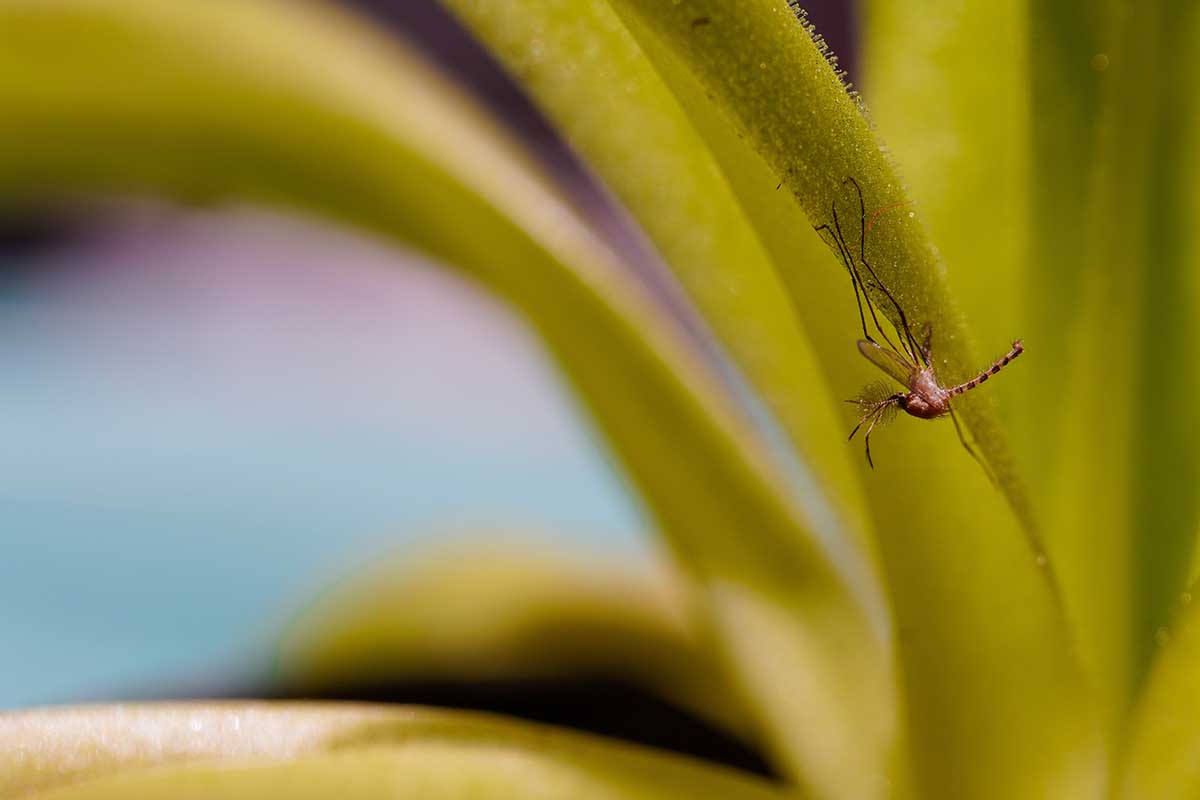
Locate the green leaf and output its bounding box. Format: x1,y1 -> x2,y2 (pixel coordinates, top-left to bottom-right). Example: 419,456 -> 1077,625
0,704 -> 786,800
1114,1 -> 1200,700
1120,591 -> 1200,798
1027,0 -> 1200,720
584,2 -> 1104,796
1118,9 -> 1200,797
278,536 -> 749,739
0,1 -> 892,794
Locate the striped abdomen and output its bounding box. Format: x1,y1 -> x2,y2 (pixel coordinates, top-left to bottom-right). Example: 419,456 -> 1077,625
947,340 -> 1024,398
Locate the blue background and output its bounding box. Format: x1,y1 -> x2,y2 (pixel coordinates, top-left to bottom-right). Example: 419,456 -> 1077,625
1,208 -> 645,708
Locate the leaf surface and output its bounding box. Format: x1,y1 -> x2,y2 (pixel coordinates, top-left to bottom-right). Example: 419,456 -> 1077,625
0,704 -> 785,800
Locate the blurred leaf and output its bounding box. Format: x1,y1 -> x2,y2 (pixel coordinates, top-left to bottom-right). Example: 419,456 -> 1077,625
1120,9 -> 1200,796
861,0 -> 1029,390
1017,4 -> 1133,725
436,3 -> 899,795
0,1 -> 890,794
1034,0 -> 1200,719
0,703 -> 395,797
278,536 -> 748,738
1119,591 -> 1200,798
1119,0 -> 1200,695
0,705 -> 786,800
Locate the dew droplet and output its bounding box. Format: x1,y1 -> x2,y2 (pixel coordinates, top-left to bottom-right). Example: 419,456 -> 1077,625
1035,554 -> 1047,568
1155,626 -> 1170,646
1183,592 -> 1193,605
1091,53 -> 1110,72
759,62 -> 767,70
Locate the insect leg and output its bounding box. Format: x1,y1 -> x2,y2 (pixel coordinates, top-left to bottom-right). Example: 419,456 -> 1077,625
948,405 -> 996,486
843,177 -> 923,364
831,195 -> 903,356
815,220 -> 874,345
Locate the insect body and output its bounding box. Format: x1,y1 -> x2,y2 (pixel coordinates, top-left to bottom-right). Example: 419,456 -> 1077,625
851,335 -> 1024,468
813,176 -> 1025,471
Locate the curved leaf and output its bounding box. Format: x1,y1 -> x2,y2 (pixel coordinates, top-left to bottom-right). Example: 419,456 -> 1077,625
0,703 -> 393,797
1120,590 -> 1200,798
278,536 -> 748,738
0,1 -> 890,794
0,704 -> 786,800
591,2 -> 1104,797
435,2 -> 900,794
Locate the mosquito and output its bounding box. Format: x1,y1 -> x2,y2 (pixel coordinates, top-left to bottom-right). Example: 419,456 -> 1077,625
813,177 -> 1025,471
851,331 -> 1024,469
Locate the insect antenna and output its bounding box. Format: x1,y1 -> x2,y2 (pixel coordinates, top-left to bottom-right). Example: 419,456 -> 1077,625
848,380 -> 901,417
846,381 -> 903,468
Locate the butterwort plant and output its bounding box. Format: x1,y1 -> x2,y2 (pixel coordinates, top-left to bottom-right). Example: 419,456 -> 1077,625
1,1 -> 1198,798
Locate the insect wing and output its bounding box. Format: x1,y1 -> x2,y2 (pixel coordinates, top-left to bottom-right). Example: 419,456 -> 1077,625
857,339 -> 915,387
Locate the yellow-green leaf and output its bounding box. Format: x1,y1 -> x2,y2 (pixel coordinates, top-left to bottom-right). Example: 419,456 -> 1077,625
1120,591 -> 1200,799
595,1 -> 1104,796
278,536 -> 748,738
0,704 -> 786,800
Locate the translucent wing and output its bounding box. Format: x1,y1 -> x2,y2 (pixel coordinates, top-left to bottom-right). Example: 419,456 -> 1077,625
857,339 -> 916,387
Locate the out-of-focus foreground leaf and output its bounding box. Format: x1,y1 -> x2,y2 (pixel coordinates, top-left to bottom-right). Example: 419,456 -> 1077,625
0,0 -> 891,795
1,704 -> 391,797
278,537 -> 748,739
0,705 -> 786,800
